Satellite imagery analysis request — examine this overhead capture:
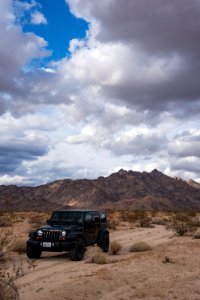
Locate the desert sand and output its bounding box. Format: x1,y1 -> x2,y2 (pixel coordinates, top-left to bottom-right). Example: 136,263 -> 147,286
12,223 -> 200,300
1,212 -> 200,300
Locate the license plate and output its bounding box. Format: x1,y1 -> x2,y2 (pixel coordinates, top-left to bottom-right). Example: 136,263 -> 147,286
43,242 -> 51,248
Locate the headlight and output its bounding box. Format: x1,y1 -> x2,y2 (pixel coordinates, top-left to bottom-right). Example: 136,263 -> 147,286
61,231 -> 67,237
37,230 -> 43,236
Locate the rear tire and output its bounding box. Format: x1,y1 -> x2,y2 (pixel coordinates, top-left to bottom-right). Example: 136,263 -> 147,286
70,238 -> 85,261
27,244 -> 42,259
100,232 -> 109,253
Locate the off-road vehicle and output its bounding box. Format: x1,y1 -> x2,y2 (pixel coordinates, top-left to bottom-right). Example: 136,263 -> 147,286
26,209 -> 109,261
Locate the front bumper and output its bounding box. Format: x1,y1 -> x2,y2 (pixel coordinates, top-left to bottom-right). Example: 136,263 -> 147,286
27,239 -> 76,252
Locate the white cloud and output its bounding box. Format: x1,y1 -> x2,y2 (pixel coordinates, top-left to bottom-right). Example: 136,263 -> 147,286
1,0 -> 200,185
31,11 -> 47,25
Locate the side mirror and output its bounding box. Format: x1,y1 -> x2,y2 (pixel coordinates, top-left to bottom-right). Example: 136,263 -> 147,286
46,219 -> 50,225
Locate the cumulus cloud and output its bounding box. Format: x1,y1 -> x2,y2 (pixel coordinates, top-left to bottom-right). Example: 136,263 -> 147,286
31,11 -> 47,25
1,0 -> 200,185
169,130 -> 200,158
67,0 -> 200,114
0,0 -> 50,115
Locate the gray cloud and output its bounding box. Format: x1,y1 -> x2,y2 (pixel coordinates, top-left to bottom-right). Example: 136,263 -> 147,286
0,135 -> 49,174
68,0 -> 200,118
1,0 -> 200,185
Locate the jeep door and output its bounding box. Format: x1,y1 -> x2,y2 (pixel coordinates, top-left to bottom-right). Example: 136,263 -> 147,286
84,212 -> 95,245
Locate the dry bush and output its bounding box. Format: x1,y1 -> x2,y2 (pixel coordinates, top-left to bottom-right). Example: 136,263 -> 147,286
109,241 -> 122,255
189,217 -> 200,228
168,221 -> 189,236
91,252 -> 108,264
129,241 -> 152,252
28,213 -> 42,225
28,212 -> 47,231
0,229 -> 12,262
139,217 -> 152,227
86,247 -> 108,264
120,210 -> 136,223
193,229 -> 200,239
12,240 -> 26,254
0,260 -> 24,300
151,217 -> 166,225
0,215 -> 12,227
120,210 -> 151,226
107,219 -> 119,230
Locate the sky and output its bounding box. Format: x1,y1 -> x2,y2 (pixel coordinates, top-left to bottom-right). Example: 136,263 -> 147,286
1,0 -> 200,186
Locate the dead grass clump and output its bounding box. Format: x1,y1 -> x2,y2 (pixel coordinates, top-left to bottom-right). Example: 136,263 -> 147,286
193,229 -> 200,239
86,247 -> 108,264
0,216 -> 12,227
12,240 -> 26,254
108,219 -> 119,230
28,213 -> 42,225
120,210 -> 136,223
0,230 -> 12,262
129,241 -> 152,252
139,217 -> 152,227
168,221 -> 189,236
28,212 -> 47,231
91,252 -> 108,264
109,241 -> 122,255
151,217 -> 166,225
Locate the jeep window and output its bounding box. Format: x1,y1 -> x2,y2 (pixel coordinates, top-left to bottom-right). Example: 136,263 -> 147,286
85,212 -> 93,223
50,211 -> 84,224
94,213 -> 100,223
100,212 -> 106,223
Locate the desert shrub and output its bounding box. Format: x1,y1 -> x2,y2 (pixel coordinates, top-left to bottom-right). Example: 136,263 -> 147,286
129,241 -> 152,252
0,215 -> 12,227
120,210 -> 136,223
0,230 -> 12,262
109,241 -> 122,255
168,221 -> 189,236
107,219 -> 119,230
172,212 -> 196,224
120,210 -> 150,225
189,217 -> 200,228
0,261 -> 24,300
12,240 -> 26,254
90,251 -> 108,264
193,229 -> 200,239
28,213 -> 42,225
151,217 -> 166,225
139,217 -> 152,227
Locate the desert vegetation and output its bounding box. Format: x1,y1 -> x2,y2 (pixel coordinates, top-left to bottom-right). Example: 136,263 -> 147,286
109,240 -> 122,255
129,241 -> 152,252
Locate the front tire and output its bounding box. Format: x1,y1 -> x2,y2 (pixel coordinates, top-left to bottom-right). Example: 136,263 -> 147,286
70,238 -> 85,261
27,244 -> 42,259
100,232 -> 109,253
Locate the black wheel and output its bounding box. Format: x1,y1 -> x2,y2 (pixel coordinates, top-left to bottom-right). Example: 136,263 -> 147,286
100,232 -> 109,253
27,244 -> 42,259
70,238 -> 85,261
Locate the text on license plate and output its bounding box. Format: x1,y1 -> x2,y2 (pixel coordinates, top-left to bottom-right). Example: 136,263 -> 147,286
43,242 -> 51,248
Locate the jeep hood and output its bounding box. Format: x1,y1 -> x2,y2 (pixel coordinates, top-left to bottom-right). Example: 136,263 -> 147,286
40,224 -> 80,231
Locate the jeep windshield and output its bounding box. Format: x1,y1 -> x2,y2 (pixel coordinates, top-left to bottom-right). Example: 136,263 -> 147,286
49,211 -> 84,225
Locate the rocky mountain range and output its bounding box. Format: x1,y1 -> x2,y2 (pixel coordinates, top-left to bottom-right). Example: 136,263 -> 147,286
0,169 -> 200,211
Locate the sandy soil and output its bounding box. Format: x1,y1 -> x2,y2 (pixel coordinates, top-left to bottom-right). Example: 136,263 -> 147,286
8,222 -> 199,300
2,213 -> 200,300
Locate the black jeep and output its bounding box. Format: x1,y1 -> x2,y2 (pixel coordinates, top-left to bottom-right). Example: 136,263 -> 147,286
26,209 -> 109,261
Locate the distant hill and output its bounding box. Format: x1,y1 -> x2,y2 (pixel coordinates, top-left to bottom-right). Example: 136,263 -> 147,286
0,169 -> 200,211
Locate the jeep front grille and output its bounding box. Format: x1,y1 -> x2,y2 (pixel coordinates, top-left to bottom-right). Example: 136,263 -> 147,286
42,230 -> 60,241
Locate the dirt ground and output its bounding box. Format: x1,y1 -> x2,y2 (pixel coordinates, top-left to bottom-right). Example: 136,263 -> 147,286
2,213 -> 200,300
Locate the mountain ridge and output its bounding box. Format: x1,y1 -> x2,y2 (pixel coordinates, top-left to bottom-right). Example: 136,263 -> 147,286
0,169 -> 200,211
